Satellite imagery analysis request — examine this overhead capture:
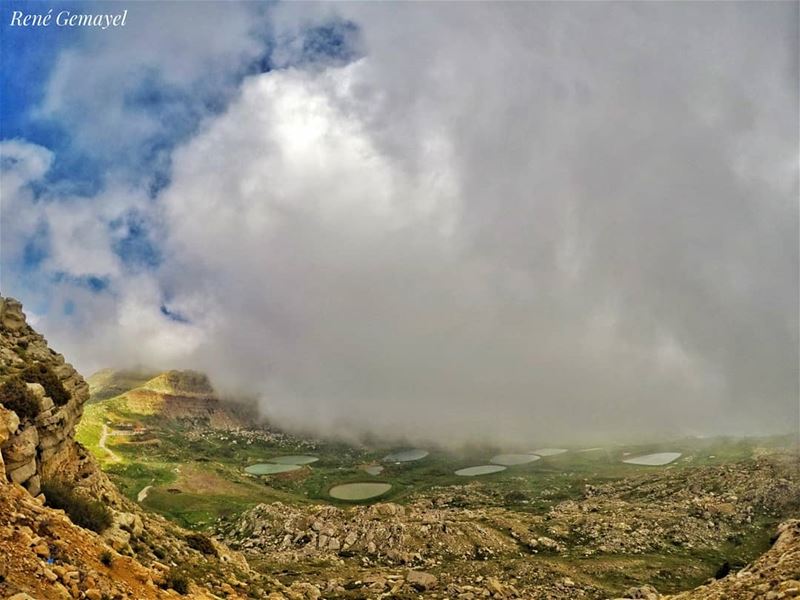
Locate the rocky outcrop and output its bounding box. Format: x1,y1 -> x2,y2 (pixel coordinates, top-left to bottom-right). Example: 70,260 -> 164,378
0,297 -> 263,598
0,298 -> 91,495
661,519 -> 800,600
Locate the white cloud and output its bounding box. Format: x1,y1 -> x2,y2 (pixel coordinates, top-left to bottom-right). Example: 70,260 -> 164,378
4,2 -> 797,445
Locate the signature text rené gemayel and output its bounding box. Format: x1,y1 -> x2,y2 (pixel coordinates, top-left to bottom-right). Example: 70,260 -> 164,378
10,9 -> 128,30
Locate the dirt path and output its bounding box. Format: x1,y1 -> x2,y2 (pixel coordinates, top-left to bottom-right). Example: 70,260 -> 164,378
99,424 -> 122,463
137,484 -> 153,502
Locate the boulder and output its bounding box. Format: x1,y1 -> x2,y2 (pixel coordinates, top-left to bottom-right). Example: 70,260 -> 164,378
406,570 -> 438,591
8,457 -> 37,484
0,297 -> 27,331
25,383 -> 54,413
25,474 -> 41,497
2,425 -> 38,465
623,585 -> 661,599
0,406 -> 20,442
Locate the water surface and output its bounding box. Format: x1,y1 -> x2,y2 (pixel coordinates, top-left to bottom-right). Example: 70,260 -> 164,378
383,449 -> 429,463
623,452 -> 682,466
454,465 -> 507,476
329,482 -> 392,501
268,455 -> 319,465
490,454 -> 541,466
245,463 -> 302,475
530,448 -> 568,456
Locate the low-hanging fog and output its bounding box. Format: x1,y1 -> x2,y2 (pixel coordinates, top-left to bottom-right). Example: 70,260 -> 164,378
2,2 -> 798,446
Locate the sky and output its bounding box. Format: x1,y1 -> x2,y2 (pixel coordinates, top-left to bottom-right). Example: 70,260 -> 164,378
1,1 -> 798,446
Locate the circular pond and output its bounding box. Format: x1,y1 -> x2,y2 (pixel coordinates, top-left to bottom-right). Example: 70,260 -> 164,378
363,465 -> 384,476
329,482 -> 392,501
245,463 -> 302,475
530,448 -> 568,456
454,465 -> 507,477
490,454 -> 541,466
383,449 -> 429,463
623,452 -> 682,466
268,455 -> 319,465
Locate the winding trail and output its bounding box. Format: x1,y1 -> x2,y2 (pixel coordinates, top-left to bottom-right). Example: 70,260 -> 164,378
137,485 -> 153,502
99,424 -> 121,463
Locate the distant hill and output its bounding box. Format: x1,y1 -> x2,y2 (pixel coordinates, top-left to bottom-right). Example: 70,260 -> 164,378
86,368 -> 252,429
87,368 -> 158,402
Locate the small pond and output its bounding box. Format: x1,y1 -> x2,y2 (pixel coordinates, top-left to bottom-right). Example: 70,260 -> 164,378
623,452 -> 682,466
268,455 -> 319,465
329,482 -> 392,501
363,465 -> 384,476
490,454 -> 541,466
383,449 -> 429,463
245,463 -> 302,475
530,448 -> 568,456
454,465 -> 507,477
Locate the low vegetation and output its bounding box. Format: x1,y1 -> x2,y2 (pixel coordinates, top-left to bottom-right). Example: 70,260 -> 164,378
185,532 -> 218,556
21,362 -> 70,406
42,480 -> 112,533
0,376 -> 39,421
162,569 -> 190,595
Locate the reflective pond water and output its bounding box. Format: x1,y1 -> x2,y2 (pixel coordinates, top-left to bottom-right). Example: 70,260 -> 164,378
268,455 -> 319,465
329,482 -> 392,501
383,449 -> 429,463
530,448 -> 568,456
490,454 -> 541,466
623,452 -> 682,466
454,465 -> 507,476
245,463 -> 302,475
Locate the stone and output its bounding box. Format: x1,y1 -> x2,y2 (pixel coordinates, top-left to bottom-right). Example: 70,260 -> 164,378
33,541 -> 50,557
623,585 -> 661,599
0,406 -> 20,440
8,457 -> 37,484
406,570 -> 438,591
0,297 -> 27,330
3,426 -> 39,464
25,474 -> 41,497
25,383 -> 54,413
84,589 -> 103,600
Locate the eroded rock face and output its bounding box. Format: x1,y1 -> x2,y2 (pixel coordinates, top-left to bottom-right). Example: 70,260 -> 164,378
0,297 -> 91,490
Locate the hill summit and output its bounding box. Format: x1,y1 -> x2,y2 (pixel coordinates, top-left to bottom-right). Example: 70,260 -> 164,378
87,367 -> 249,429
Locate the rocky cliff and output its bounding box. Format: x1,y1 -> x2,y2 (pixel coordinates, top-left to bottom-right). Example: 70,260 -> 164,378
0,298 -> 260,599
0,297 -> 93,496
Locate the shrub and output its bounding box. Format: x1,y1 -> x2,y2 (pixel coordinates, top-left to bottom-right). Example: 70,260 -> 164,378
715,561 -> 731,579
41,481 -> 112,533
21,363 -> 70,406
185,532 -> 217,557
0,376 -> 39,421
100,550 -> 114,567
504,490 -> 528,504
163,569 -> 189,595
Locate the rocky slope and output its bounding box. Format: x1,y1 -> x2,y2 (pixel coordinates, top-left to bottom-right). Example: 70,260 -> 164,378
661,519 -> 800,600
0,297 -> 259,599
220,452 -> 799,599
